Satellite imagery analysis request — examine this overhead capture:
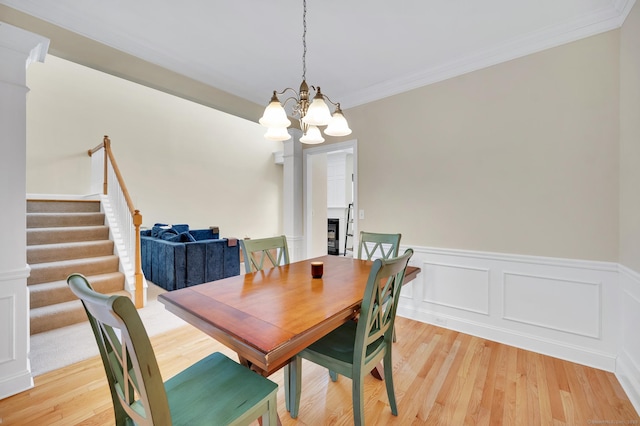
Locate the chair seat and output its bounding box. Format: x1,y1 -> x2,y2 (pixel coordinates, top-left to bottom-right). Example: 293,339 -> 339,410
165,352 -> 278,425
303,321 -> 384,369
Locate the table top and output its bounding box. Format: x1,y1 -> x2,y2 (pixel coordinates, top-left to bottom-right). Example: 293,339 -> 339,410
159,254 -> 420,376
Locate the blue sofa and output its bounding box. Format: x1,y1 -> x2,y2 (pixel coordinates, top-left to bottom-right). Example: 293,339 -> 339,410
140,224 -> 240,291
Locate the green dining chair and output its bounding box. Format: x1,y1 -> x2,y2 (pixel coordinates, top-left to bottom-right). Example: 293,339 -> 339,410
240,235 -> 290,274
358,231 -> 402,342
285,249 -> 414,425
67,273 -> 278,426
357,231 -> 401,260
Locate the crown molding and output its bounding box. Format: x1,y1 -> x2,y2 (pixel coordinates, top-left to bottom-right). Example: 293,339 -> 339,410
341,0 -> 637,107
2,0 -> 636,109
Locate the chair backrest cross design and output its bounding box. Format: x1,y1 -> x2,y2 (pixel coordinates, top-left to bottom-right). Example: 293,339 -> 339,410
240,235 -> 290,274
357,231 -> 401,261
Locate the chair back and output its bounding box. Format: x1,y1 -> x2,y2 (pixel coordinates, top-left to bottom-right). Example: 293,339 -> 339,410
240,235 -> 290,274
357,231 -> 401,260
354,249 -> 413,366
67,273 -> 170,426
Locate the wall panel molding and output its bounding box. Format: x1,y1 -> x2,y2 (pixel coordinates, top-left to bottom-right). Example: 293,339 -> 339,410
616,265 -> 640,414
397,245 -> 619,373
421,261 -> 490,315
502,271 -> 601,339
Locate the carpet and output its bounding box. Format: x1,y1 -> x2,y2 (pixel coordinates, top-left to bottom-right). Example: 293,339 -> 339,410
29,282 -> 187,376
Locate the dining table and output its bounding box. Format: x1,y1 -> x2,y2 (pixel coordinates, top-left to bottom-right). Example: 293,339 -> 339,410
158,254 -> 420,418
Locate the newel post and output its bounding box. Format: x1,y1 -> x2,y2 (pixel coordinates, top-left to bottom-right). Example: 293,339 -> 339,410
133,209 -> 144,308
102,135 -> 110,195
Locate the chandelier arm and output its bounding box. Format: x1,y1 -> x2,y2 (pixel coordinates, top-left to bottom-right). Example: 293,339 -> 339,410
280,95 -> 302,108
322,94 -> 340,109
273,87 -> 299,98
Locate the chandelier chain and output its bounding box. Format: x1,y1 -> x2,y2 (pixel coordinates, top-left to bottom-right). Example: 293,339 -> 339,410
302,0 -> 307,82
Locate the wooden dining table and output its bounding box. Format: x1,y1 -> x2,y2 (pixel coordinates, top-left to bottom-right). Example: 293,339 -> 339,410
158,254 -> 420,418
159,254 -> 418,375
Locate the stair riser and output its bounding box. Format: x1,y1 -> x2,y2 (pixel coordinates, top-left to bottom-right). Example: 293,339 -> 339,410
27,227 -> 110,245
30,274 -> 125,308
28,257 -> 120,285
27,200 -> 100,213
30,302 -> 87,334
27,241 -> 114,264
27,213 -> 105,228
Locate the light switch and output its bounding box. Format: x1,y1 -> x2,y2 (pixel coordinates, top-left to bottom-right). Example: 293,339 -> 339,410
359,209 -> 365,220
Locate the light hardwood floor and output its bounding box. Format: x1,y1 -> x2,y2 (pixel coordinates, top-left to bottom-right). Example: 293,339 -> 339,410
1,317 -> 638,425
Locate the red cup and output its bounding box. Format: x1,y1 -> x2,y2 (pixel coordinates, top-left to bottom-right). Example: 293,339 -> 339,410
311,261 -> 324,278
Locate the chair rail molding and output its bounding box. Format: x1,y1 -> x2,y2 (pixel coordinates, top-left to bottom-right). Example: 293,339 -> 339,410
0,21 -> 49,399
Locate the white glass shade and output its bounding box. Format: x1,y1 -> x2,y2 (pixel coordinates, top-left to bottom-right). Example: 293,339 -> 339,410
264,126 -> 292,141
259,100 -> 291,128
302,97 -> 332,126
324,111 -> 352,136
300,125 -> 324,144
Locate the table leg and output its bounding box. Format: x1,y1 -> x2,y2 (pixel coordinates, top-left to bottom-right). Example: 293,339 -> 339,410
371,362 -> 385,380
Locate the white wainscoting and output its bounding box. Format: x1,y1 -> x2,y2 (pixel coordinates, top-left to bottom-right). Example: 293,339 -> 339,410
616,265 -> 640,413
396,246 -> 621,373
0,267 -> 34,399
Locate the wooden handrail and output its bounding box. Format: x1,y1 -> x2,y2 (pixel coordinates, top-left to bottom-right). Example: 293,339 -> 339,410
88,135 -> 144,308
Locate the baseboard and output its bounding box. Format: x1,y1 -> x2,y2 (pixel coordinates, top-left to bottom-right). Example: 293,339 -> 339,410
397,245 -> 620,372
0,368 -> 33,400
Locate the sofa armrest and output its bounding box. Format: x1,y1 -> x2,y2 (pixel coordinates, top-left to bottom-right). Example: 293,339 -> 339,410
141,236 -> 187,291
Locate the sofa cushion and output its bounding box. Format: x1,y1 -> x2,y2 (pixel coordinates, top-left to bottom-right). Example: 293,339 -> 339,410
166,231 -> 197,243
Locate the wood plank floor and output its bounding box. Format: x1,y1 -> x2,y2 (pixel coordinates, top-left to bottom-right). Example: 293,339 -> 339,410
1,317 -> 638,425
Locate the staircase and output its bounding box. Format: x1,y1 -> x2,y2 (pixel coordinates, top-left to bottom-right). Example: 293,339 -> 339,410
27,199 -> 128,335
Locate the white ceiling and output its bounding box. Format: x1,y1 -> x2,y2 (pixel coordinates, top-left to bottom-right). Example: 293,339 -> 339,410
1,0 -> 635,109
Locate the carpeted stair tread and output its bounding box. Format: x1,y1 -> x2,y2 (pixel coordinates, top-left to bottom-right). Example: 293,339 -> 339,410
30,290 -> 131,335
27,212 -> 105,228
27,199 -> 101,213
28,255 -> 120,285
30,272 -> 125,309
27,240 -> 115,264
26,198 -> 128,335
27,225 -> 110,246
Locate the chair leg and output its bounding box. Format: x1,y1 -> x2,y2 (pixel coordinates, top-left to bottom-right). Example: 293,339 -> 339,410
262,392 -> 278,426
383,350 -> 398,415
329,369 -> 338,382
284,357 -> 302,419
352,374 -> 366,426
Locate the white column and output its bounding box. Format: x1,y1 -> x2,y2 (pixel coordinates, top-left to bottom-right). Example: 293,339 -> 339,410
0,22 -> 49,399
282,129 -> 305,261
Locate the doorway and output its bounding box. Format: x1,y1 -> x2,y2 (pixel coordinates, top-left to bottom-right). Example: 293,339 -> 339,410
303,140 -> 358,258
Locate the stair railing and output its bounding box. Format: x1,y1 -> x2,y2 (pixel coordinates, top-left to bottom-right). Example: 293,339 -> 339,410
88,135 -> 145,308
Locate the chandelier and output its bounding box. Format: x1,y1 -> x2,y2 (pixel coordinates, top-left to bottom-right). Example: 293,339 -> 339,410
259,0 -> 351,144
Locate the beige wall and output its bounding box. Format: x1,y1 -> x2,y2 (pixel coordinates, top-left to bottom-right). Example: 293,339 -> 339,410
21,11 -> 632,265
26,55 -> 283,239
620,3 -> 640,272
337,30 -> 620,262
